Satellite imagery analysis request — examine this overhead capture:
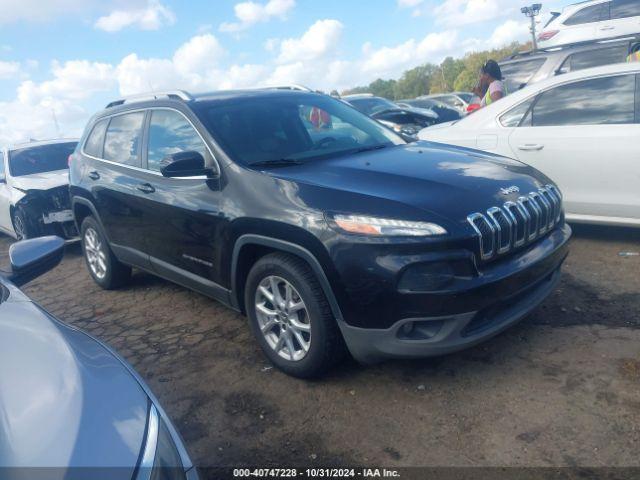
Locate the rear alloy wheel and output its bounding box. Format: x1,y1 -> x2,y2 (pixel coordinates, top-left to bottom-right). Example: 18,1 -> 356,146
84,227 -> 107,280
245,252 -> 346,378
80,216 -> 131,290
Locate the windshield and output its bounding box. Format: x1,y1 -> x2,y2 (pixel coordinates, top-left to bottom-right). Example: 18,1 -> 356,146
347,97 -> 399,115
194,93 -> 404,167
455,93 -> 474,103
8,142 -> 77,177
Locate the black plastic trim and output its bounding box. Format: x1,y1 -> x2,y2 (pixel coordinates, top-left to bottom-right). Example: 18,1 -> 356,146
231,234 -> 344,322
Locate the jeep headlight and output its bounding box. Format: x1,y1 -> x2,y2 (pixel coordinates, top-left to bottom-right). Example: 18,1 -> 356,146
331,214 -> 447,237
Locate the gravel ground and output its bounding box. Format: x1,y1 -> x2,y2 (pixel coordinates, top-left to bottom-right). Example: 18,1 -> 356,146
1,224 -> 639,470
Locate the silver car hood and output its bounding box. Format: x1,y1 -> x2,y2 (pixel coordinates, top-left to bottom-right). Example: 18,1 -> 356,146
9,170 -> 69,191
0,283 -> 148,473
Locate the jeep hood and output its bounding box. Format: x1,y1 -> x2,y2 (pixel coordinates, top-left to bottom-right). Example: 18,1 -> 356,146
0,284 -> 148,472
268,142 -> 551,224
9,170 -> 69,192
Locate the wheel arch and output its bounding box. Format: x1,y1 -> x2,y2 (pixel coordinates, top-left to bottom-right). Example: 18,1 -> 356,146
231,234 -> 344,322
72,197 -> 108,239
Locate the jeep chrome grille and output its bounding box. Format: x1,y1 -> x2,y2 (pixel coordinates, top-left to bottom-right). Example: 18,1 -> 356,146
468,184 -> 562,261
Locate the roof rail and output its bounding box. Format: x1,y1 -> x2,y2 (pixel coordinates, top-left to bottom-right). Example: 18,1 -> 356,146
259,84 -> 314,92
106,90 -> 193,109
501,34 -> 640,61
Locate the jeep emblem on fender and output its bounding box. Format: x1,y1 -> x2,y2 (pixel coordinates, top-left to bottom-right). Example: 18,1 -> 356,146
500,186 -> 520,195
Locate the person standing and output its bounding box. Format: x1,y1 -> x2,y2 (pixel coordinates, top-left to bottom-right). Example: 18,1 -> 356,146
475,60 -> 506,107
627,43 -> 640,63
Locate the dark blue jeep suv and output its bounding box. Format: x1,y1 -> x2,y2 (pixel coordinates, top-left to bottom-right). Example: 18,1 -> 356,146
69,88 -> 571,378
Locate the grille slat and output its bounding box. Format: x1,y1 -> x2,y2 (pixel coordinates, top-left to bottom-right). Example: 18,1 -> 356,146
467,184 -> 563,262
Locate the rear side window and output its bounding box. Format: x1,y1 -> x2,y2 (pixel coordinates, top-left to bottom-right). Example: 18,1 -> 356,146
83,119 -> 108,158
611,0 -> 640,19
500,59 -> 546,92
564,2 -> 610,25
500,98 -> 535,127
103,112 -> 145,166
559,44 -> 629,74
147,110 -> 210,172
531,74 -> 636,126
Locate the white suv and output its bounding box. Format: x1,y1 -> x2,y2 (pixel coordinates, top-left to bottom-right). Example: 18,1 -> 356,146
417,63 -> 640,228
539,0 -> 640,48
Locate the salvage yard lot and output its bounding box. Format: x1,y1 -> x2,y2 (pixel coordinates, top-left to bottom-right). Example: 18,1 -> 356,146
1,225 -> 639,468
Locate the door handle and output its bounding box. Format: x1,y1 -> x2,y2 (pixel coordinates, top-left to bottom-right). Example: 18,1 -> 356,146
136,183 -> 156,194
600,26 -> 615,30
518,144 -> 544,151
88,171 -> 100,180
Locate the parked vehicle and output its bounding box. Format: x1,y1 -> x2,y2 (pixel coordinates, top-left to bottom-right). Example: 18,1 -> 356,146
420,92 -> 476,114
0,236 -> 197,479
0,139 -> 79,240
418,62 -> 640,227
342,94 -> 438,139
539,0 -> 640,49
70,88 -> 571,378
500,35 -> 640,92
397,98 -> 462,124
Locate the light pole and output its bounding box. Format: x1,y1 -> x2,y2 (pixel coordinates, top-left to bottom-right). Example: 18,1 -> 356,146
521,3 -> 543,51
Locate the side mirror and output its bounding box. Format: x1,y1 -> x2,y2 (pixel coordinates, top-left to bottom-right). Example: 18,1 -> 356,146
0,175 -> 6,184
159,151 -> 215,178
8,236 -> 65,287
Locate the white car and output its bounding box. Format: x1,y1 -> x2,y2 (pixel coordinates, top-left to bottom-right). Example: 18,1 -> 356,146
418,62 -> 640,227
539,0 -> 640,48
0,139 -> 79,239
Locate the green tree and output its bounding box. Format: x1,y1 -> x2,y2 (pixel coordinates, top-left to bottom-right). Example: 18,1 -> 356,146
368,78 -> 397,99
392,63 -> 437,100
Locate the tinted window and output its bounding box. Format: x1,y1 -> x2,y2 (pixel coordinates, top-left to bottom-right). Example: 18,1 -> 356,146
559,45 -> 629,73
8,142 -> 77,177
194,94 -> 403,166
500,59 -> 546,91
532,74 -> 635,126
84,119 -> 108,157
611,0 -> 640,19
500,98 -> 535,127
103,112 -> 145,166
147,110 -> 209,172
564,2 -> 609,25
456,93 -> 474,103
348,97 -> 399,115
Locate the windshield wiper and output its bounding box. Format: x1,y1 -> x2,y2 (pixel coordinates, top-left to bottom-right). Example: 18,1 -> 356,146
353,144 -> 389,154
249,158 -> 304,168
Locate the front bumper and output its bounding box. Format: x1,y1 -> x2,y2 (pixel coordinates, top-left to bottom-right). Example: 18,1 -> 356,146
336,224 -> 570,364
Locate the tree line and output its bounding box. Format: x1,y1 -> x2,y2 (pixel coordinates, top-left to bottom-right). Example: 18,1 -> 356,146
342,41 -> 530,100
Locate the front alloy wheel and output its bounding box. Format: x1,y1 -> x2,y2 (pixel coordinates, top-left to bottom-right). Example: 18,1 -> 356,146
245,252 -> 347,378
255,275 -> 311,362
84,227 -> 107,279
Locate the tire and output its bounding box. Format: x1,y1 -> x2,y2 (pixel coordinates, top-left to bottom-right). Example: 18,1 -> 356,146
12,208 -> 36,240
80,216 -> 131,290
245,252 -> 346,378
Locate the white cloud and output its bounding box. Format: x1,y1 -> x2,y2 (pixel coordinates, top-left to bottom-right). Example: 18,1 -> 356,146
361,30 -> 460,78
220,0 -> 295,33
94,0 -> 175,32
397,0 -> 424,7
0,61 -> 21,79
433,0 -> 516,27
277,19 -> 343,64
172,34 -> 226,75
487,19 -> 530,48
0,59 -> 116,146
0,0 -> 90,24
17,60 -> 115,104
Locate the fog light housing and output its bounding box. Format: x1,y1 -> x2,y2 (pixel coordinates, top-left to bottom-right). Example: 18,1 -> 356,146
397,319 -> 445,340
398,262 -> 455,292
